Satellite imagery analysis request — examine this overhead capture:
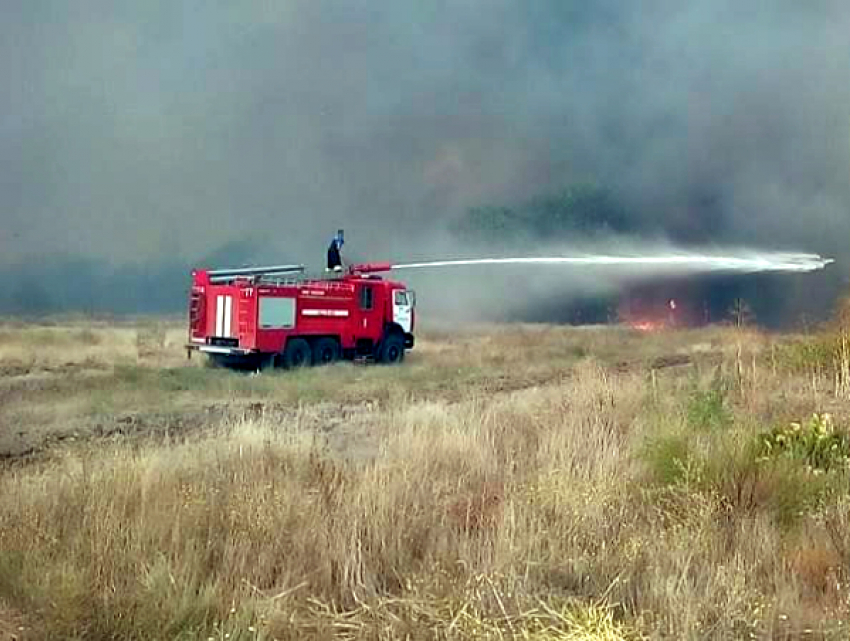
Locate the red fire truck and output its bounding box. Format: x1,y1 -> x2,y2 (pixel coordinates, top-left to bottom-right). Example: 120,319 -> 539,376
185,262 -> 415,369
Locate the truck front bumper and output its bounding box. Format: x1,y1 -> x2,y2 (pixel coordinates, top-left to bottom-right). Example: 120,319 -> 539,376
186,343 -> 254,356
404,333 -> 415,349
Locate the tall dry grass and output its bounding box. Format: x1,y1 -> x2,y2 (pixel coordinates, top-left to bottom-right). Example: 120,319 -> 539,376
3,344 -> 850,639
0,322 -> 189,370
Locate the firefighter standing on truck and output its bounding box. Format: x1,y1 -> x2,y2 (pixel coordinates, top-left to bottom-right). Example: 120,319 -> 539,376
326,229 -> 344,272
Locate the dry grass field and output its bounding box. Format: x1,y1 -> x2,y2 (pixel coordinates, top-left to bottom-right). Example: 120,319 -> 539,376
1,314 -> 850,639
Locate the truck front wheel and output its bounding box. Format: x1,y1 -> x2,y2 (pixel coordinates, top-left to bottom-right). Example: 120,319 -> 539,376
378,334 -> 405,365
283,338 -> 312,369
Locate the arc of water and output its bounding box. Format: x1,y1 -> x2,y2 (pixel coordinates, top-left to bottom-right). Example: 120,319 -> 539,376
391,253 -> 834,274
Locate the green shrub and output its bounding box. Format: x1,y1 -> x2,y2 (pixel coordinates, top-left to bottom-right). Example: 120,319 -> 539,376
686,387 -> 731,432
641,435 -> 697,486
641,414 -> 849,528
701,436 -> 830,527
757,413 -> 850,473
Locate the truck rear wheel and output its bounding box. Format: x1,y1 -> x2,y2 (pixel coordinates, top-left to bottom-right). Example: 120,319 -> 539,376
283,338 -> 312,369
312,338 -> 340,365
378,333 -> 405,365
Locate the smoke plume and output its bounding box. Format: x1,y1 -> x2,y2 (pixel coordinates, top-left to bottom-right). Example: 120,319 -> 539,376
2,1 -> 848,323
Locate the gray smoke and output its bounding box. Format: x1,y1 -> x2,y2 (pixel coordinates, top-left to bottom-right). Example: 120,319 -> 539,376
2,1 -> 849,320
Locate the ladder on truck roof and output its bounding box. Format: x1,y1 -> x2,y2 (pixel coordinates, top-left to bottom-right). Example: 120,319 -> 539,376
207,264 -> 305,284
205,263 -> 378,288
258,277 -> 355,291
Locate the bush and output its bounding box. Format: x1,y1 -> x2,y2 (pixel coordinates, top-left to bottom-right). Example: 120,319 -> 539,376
701,436 -> 830,527
686,386 -> 731,432
757,413 -> 850,473
641,414 -> 849,527
641,435 -> 696,486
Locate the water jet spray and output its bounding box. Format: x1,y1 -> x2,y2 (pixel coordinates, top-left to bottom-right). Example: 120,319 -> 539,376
351,249 -> 834,276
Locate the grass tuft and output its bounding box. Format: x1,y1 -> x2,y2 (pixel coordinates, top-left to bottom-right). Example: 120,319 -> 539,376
686,384 -> 732,431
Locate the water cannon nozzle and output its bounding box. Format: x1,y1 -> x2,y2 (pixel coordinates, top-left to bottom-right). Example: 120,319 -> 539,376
349,262 -> 393,274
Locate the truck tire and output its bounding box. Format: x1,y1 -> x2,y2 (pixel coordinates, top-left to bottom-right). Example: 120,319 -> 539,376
312,338 -> 340,365
378,333 -> 405,365
283,338 -> 312,369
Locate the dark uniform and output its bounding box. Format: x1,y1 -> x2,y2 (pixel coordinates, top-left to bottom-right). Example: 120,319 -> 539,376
326,232 -> 344,271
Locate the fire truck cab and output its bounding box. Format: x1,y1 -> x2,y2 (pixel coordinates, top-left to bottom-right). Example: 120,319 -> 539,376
185,262 -> 415,369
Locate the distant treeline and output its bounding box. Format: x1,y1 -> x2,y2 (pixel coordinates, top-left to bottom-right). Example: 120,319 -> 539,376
0,239 -> 264,316
451,183 -> 645,244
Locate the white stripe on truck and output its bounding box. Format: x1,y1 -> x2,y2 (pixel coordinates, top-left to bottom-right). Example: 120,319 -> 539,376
216,295 -> 224,336
215,294 -> 234,337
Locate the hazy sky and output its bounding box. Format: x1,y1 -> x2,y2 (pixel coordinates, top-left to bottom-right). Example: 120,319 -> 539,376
2,1 -> 849,274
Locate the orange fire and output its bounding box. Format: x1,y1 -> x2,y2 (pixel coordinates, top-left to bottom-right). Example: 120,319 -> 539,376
619,296 -> 684,332
629,319 -> 665,332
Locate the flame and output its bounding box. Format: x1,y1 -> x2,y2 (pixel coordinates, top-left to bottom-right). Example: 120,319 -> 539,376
629,319 -> 665,332
620,296 -> 685,332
